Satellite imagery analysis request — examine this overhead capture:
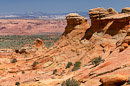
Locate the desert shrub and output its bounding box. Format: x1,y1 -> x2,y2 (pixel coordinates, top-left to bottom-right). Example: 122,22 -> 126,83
15,82 -> 20,86
53,69 -> 57,74
22,71 -> 25,74
61,78 -> 80,86
66,62 -> 72,69
11,58 -> 17,63
89,56 -> 104,66
32,61 -> 38,67
72,61 -> 81,71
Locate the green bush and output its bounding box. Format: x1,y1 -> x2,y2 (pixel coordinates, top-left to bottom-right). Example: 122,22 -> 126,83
66,62 -> 72,69
22,71 -> 25,74
11,58 -> 17,63
53,69 -> 57,74
89,56 -> 104,66
72,61 -> 81,71
32,61 -> 38,67
15,82 -> 20,86
61,78 -> 80,86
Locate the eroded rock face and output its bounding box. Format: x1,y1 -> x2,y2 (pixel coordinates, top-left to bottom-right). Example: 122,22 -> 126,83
66,13 -> 87,25
63,13 -> 88,35
89,7 -> 118,19
86,7 -> 130,40
107,8 -> 118,14
122,7 -> 130,13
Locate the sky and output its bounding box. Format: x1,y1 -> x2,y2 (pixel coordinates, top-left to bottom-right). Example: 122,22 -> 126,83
0,0 -> 130,14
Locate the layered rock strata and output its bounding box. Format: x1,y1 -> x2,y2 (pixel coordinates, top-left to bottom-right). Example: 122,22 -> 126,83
1,7 -> 130,86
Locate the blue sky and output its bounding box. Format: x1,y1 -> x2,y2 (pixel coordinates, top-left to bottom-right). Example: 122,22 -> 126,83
0,0 -> 130,14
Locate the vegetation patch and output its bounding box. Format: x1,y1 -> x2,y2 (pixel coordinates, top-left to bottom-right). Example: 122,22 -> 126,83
15,82 -> 20,86
32,61 -> 39,67
53,69 -> 57,74
89,56 -> 104,66
72,61 -> 81,71
66,62 -> 72,69
11,58 -> 17,63
22,71 -> 25,74
61,78 -> 80,86
0,34 -> 61,49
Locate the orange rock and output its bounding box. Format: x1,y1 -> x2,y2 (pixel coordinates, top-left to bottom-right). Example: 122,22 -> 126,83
33,38 -> 47,49
122,7 -> 130,13
100,74 -> 128,86
64,13 -> 88,35
122,43 -> 129,48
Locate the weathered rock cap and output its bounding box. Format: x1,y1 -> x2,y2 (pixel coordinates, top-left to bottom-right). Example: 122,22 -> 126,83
122,7 -> 130,13
107,8 -> 118,14
89,7 -> 105,12
66,13 -> 87,25
89,7 -> 118,19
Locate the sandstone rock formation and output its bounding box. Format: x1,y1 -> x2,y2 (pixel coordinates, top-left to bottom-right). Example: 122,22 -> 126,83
122,7 -> 130,13
1,7 -> 130,86
33,38 -> 47,49
64,13 -> 88,35
107,8 -> 118,14
89,7 -> 118,19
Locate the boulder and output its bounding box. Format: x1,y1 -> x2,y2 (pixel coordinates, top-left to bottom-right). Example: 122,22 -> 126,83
123,36 -> 130,45
15,48 -> 27,54
33,38 -> 47,49
34,38 -> 44,47
100,74 -> 128,86
122,43 -> 129,48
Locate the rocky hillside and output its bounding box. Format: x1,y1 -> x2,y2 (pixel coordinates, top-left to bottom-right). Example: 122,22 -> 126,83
0,19 -> 66,35
0,7 -> 130,86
